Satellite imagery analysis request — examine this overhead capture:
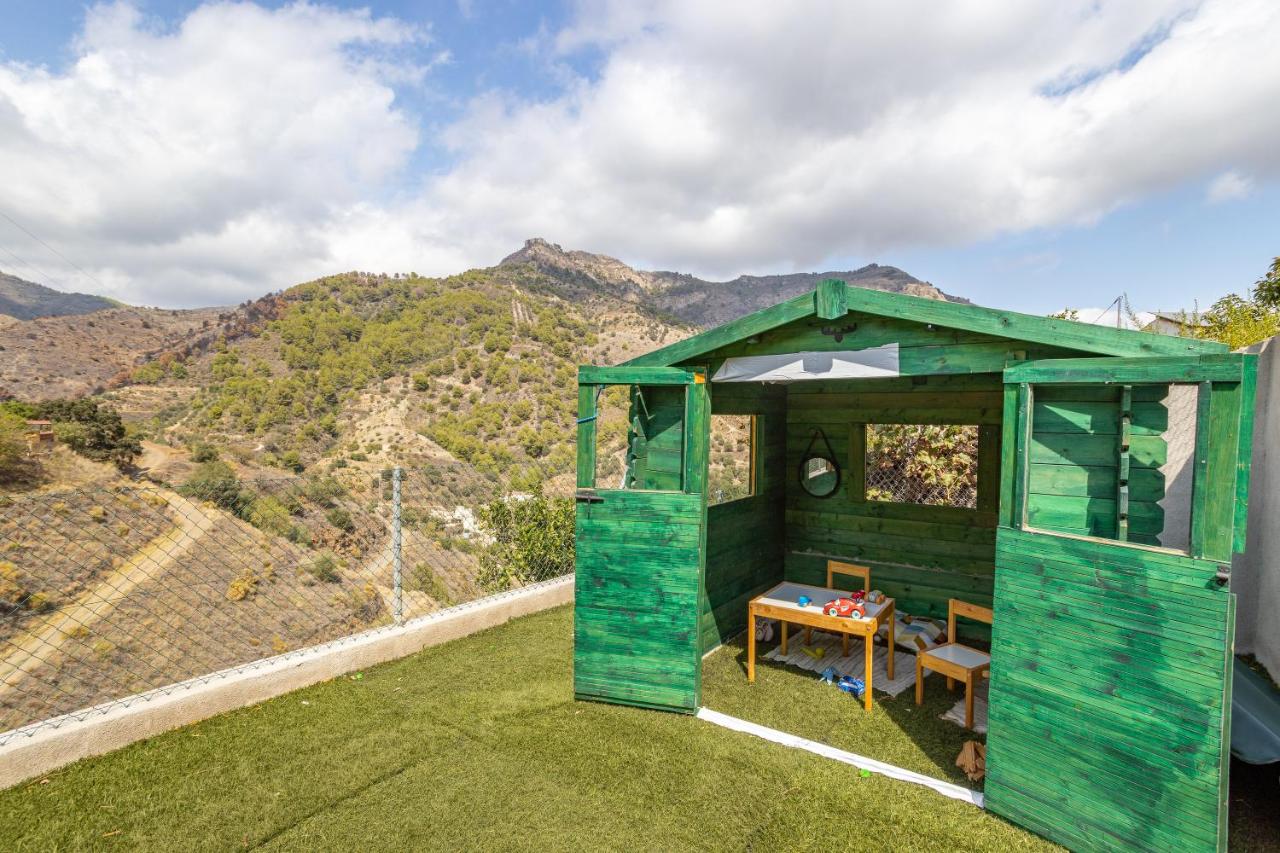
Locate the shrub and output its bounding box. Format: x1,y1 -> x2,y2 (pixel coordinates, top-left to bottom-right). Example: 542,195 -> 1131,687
307,552 -> 340,583
326,506 -> 354,532
191,443 -> 219,463
476,486 -> 574,591
225,568 -> 259,601
181,461 -> 250,514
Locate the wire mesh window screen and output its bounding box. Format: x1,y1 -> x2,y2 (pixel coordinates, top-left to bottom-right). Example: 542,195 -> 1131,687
864,424 -> 979,508
708,415 -> 754,506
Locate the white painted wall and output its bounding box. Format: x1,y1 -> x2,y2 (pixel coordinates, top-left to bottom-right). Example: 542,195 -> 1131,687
1234,336 -> 1280,679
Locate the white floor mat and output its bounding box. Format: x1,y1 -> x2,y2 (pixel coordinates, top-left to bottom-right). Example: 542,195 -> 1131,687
762,630 -> 917,696
940,677 -> 989,733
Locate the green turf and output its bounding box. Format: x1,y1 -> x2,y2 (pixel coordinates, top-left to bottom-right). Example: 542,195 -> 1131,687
0,605 -> 1060,852
702,632 -> 984,788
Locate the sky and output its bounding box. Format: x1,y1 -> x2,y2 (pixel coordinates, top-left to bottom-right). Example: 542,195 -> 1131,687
0,1 -> 1277,315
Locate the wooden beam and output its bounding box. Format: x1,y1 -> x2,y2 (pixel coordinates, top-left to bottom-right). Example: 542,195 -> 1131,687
1233,354 -> 1258,554
842,288 -> 1227,358
576,384 -> 597,489
1117,386 -> 1132,542
578,365 -> 703,385
998,383 -> 1019,528
1004,355 -> 1243,385
815,278 -> 848,319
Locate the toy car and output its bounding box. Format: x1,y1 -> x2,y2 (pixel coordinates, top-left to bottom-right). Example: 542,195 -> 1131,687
822,598 -> 866,618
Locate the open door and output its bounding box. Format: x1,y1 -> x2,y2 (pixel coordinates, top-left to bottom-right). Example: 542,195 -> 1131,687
986,354 -> 1256,852
572,366 -> 709,712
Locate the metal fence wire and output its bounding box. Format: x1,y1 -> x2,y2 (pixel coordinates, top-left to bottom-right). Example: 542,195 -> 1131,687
0,461 -> 573,742
864,423 -> 979,509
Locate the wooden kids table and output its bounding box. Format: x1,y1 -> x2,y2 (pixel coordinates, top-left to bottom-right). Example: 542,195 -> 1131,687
747,581 -> 895,712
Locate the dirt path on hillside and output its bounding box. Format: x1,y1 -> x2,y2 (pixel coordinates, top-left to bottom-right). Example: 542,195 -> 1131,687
0,491 -> 216,706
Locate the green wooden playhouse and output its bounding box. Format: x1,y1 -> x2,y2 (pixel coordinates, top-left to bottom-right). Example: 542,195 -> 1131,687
572,280 -> 1255,852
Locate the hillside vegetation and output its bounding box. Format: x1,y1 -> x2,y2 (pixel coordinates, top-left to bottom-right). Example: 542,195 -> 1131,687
148,266 -> 680,479
0,271 -> 118,321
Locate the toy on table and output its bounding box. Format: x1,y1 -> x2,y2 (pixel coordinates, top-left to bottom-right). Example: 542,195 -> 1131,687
866,589 -> 886,605
821,598 -> 867,619
797,595 -> 812,608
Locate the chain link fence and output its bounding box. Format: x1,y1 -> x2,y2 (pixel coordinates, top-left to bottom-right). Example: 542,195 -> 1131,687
864,423 -> 979,508
0,461 -> 573,743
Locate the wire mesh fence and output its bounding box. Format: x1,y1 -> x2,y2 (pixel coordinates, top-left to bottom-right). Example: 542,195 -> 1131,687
0,460 -> 573,742
864,423 -> 979,508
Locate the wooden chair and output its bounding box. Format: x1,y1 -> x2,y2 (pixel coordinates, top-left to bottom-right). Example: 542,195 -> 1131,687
915,598 -> 993,729
800,560 -> 872,653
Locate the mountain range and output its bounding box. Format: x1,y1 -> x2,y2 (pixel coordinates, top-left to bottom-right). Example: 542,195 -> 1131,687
0,271 -> 119,320
0,240 -> 963,494
0,240 -> 957,404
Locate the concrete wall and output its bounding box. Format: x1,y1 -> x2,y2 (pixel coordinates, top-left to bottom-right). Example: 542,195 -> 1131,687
0,576 -> 573,789
1235,336 -> 1279,679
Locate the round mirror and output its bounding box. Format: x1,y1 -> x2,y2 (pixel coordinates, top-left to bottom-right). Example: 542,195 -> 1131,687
799,454 -> 841,498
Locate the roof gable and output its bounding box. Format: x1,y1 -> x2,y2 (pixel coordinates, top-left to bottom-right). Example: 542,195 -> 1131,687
624,280 -> 1226,367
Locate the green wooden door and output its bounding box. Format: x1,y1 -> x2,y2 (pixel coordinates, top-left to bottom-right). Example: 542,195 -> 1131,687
573,366 -> 710,712
988,355 -> 1255,852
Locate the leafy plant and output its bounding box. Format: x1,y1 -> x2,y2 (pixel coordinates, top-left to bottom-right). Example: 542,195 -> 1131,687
476,485 -> 574,591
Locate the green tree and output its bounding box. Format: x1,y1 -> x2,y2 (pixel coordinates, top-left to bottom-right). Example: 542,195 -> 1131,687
182,461 -> 249,513
476,486 -> 574,591
0,411 -> 31,485
1191,256 -> 1280,349
35,399 -> 141,467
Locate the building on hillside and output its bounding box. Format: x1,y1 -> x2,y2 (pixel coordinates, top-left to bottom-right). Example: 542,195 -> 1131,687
24,420 -> 54,454
1144,311 -> 1211,336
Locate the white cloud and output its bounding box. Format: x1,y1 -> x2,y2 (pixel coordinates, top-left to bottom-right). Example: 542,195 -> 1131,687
428,0 -> 1280,278
1206,170 -> 1255,203
2,0 -> 1280,305
0,1 -> 427,305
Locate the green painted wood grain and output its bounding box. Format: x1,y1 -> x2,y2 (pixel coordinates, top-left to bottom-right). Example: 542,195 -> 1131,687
986,525 -> 1233,852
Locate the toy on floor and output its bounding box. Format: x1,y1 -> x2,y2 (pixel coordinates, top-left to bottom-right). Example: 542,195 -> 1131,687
819,667 -> 838,684
837,676 -> 865,699
822,597 -> 867,618
801,645 -> 826,660
754,619 -> 776,642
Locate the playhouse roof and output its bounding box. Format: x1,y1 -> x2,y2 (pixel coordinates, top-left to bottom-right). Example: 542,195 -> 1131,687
624,280 -> 1226,368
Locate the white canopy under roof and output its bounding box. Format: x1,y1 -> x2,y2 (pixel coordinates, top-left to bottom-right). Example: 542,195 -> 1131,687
710,345 -> 900,383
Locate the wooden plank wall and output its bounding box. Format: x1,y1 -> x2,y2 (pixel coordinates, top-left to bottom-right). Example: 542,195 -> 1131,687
627,385 -> 685,491
782,374 -> 1002,636
573,489 -> 706,711
701,384 -> 787,651
985,526 -> 1233,852
1025,385 -> 1169,545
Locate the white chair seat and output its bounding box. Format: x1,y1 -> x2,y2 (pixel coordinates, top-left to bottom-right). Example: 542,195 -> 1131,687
924,642 -> 989,670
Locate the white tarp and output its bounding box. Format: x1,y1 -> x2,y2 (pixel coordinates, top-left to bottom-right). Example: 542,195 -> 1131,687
711,345 -> 899,383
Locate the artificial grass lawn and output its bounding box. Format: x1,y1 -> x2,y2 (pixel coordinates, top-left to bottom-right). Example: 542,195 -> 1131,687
702,632 -> 983,789
0,605 -> 1061,851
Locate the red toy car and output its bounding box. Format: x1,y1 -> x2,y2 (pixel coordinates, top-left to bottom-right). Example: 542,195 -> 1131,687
822,598 -> 867,618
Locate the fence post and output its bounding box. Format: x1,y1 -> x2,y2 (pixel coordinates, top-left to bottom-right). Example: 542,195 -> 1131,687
392,466 -> 403,625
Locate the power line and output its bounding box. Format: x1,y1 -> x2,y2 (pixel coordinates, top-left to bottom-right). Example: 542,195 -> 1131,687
0,207 -> 112,293
0,243 -> 79,294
